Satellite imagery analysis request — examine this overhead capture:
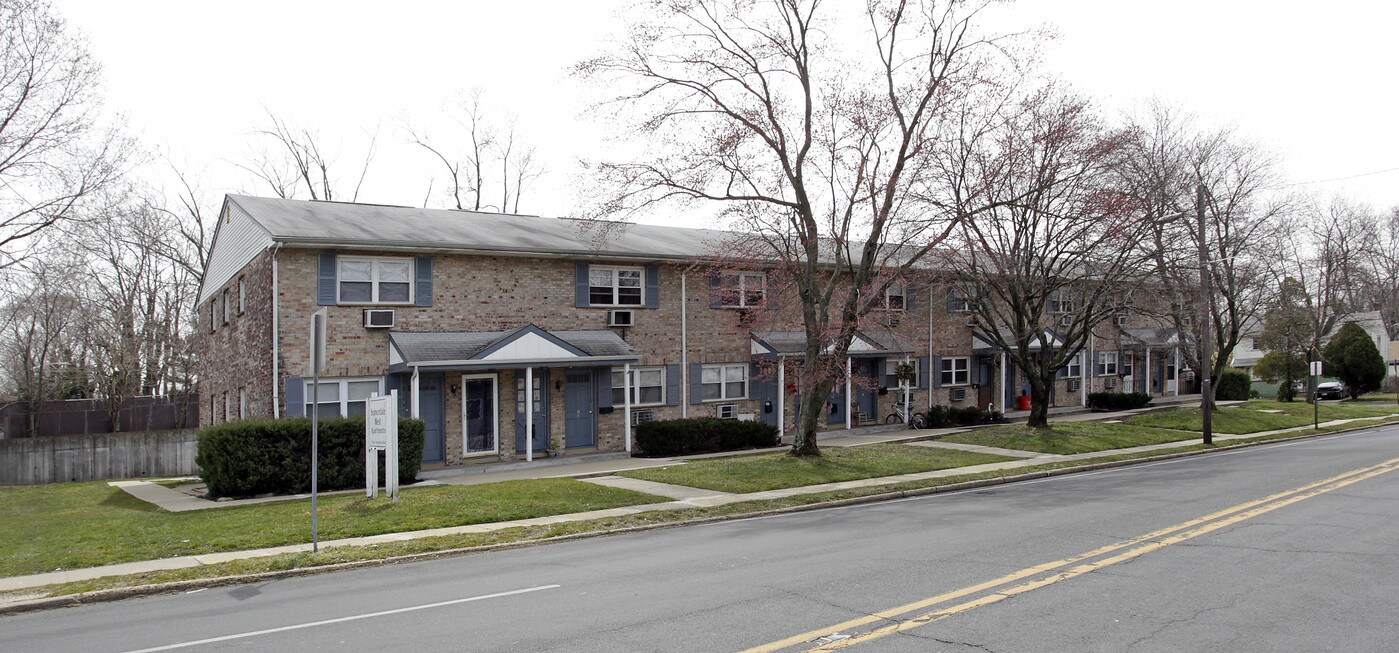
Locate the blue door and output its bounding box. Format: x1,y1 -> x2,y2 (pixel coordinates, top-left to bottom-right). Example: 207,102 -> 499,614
514,369 -> 550,454
856,359 -> 878,421
751,362 -> 779,428
564,370 -> 596,448
420,374 -> 445,462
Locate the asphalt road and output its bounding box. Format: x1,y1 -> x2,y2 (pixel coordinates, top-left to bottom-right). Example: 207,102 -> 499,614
5,423 -> 1399,653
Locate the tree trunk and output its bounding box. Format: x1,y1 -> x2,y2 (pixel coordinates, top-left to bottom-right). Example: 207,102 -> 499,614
791,376 -> 834,457
1026,376 -> 1052,429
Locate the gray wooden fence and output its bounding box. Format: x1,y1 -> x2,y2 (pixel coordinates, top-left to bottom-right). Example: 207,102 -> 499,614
0,429 -> 200,485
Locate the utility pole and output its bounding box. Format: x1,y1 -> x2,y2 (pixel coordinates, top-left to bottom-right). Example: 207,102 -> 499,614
1197,183 -> 1213,445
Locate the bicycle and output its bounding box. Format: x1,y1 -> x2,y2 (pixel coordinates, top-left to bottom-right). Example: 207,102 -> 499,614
885,395 -> 926,429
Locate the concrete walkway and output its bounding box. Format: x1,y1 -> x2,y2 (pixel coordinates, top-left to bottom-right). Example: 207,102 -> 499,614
24,407 -> 1388,598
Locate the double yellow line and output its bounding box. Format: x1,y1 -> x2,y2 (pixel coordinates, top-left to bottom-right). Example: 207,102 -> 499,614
743,456 -> 1399,653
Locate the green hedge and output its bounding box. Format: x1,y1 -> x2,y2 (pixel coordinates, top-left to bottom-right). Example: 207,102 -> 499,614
634,418 -> 779,457
923,405 -> 1004,427
196,417 -> 425,498
1215,368 -> 1252,401
1086,392 -> 1153,411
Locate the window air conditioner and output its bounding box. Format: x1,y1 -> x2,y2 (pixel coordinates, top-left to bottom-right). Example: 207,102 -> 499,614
1115,315 -> 1129,326
608,309 -> 635,327
1104,377 -> 1118,389
363,309 -> 395,329
716,404 -> 738,419
631,410 -> 654,426
964,315 -> 979,327
1067,378 -> 1081,392
887,314 -> 901,327
1059,315 -> 1074,327
950,387 -> 967,402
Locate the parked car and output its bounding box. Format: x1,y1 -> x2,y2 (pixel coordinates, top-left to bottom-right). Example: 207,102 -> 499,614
1314,381 -> 1346,400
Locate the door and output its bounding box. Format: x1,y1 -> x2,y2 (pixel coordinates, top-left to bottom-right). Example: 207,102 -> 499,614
564,370 -> 596,448
977,357 -> 995,409
463,377 -> 496,455
514,369 -> 550,454
1165,362 -> 1177,394
855,359 -> 878,422
750,362 -> 779,428
420,374 -> 445,462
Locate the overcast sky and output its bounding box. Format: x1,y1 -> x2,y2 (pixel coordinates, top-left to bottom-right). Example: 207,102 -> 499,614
57,0 -> 1399,226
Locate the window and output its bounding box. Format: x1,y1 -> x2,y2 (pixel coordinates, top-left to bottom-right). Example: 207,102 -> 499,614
612,367 -> 664,405
883,284 -> 906,311
221,289 -> 230,324
589,266 -> 644,306
1121,354 -> 1133,377
1050,293 -> 1074,314
237,277 -> 246,315
947,290 -> 978,313
306,377 -> 384,418
701,364 -> 747,400
717,271 -> 766,308
939,356 -> 970,386
1064,353 -> 1082,378
209,301 -> 217,333
1096,351 -> 1119,376
884,359 -> 921,387
338,257 -> 413,304
238,387 -> 247,419
223,391 -> 230,422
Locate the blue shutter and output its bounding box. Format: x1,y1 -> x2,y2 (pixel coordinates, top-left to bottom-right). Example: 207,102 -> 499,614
597,367 -> 613,410
574,262 -> 590,308
708,273 -> 723,309
905,285 -> 918,312
689,363 -> 703,404
918,355 -> 930,389
414,256 -> 433,307
284,376 -> 305,417
645,265 -> 660,309
317,252 -> 337,306
665,363 -> 679,405
931,356 -> 943,389
384,374 -> 403,417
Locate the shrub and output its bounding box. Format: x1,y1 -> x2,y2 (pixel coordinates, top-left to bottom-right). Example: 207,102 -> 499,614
1086,392 -> 1152,411
1215,368 -> 1252,401
923,405 -> 1004,427
197,417 -> 425,498
1324,322 -> 1387,399
634,418 -> 779,457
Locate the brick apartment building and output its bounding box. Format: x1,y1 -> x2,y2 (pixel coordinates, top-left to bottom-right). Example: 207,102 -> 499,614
198,195 -> 1194,466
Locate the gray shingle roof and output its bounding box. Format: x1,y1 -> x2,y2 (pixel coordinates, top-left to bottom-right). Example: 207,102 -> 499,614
227,195 -> 738,261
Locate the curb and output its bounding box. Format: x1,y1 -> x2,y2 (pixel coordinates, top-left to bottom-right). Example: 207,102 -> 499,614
3,418 -> 1395,616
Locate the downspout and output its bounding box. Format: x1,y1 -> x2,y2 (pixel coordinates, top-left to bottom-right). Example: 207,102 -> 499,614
681,270 -> 688,417
271,244 -> 283,418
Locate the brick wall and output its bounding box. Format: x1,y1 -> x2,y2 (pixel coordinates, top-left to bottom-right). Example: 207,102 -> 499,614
199,250 -> 275,426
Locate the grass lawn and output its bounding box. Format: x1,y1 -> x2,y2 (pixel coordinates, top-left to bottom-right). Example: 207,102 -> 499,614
939,421 -> 1197,455
0,478 -> 663,579
618,444 -> 1016,493
1127,401 -> 1399,434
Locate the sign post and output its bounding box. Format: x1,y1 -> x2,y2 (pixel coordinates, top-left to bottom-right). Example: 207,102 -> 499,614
365,390 -> 399,502
1310,359 -> 1323,429
309,308 -> 328,552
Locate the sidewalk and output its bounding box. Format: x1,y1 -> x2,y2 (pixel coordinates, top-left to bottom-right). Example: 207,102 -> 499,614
4,402 -> 1362,596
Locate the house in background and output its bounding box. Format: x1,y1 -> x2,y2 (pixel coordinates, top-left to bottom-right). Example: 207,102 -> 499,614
1232,310 -> 1396,382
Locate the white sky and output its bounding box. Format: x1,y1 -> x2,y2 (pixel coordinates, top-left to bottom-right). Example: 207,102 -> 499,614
56,0 -> 1399,226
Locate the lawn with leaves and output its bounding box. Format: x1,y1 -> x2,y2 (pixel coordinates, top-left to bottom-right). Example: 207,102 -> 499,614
939,421 -> 1197,454
0,479 -> 662,578
619,444 -> 1015,493
1127,401 -> 1399,434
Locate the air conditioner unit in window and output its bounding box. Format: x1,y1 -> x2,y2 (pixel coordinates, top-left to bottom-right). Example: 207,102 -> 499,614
950,387 -> 967,402
1059,315 -> 1074,327
886,314 -> 901,327
1104,377 -> 1118,389
631,410 -> 654,426
716,404 -> 738,419
1115,315 -> 1129,326
363,309 -> 395,329
608,309 -> 634,327
1067,378 -> 1081,392
964,315 -> 979,327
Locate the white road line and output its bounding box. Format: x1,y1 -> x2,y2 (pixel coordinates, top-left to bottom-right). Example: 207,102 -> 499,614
117,584 -> 559,653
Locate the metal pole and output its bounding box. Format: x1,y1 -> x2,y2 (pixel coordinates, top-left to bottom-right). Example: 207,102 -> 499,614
1198,183 -> 1213,445
777,358 -> 785,443
623,363 -> 632,453
845,357 -> 853,430
310,328 -> 319,554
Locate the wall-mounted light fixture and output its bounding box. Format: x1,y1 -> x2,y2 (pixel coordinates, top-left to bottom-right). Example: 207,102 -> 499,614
450,383 -> 459,395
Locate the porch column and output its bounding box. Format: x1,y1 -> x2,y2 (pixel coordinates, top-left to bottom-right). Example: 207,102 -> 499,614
623,363 -> 632,453
1174,347 -> 1181,396
1082,338 -> 1090,406
845,357 -> 853,430
903,355 -> 912,419
410,367 -> 420,419
1145,348 -> 1152,395
1000,352 -> 1008,409
777,358 -> 785,443
525,366 -> 533,462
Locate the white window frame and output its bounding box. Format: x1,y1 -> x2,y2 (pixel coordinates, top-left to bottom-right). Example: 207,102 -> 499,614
237,276 -> 247,315
717,271 -> 766,308
1050,294 -> 1074,314
588,265 -> 645,307
461,372 -> 500,457
948,290 -> 979,313
1096,351 -> 1119,377
940,356 -> 970,386
221,289 -> 230,324
305,377 -> 386,418
882,283 -> 906,311
223,391 -> 231,422
613,366 -> 665,406
884,359 -> 921,387
238,386 -> 247,420
700,363 -> 748,401
1064,353 -> 1082,378
337,256 -> 415,305
209,301 -> 217,333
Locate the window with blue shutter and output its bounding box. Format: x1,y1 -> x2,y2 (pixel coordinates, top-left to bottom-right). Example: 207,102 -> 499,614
918,355 -> 930,389
689,363 -> 704,404
317,252 -> 337,306
414,256 -> 433,307
574,262 -> 589,308
665,363 -> 679,405
645,265 -> 660,309
284,376 -> 305,417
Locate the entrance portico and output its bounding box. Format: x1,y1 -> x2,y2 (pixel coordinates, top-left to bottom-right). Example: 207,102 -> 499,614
387,325 -> 640,463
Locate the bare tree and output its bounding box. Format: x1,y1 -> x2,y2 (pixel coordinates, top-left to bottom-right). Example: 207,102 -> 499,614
578,0 -> 1035,454
1120,103 -> 1289,401
404,90 -> 544,213
946,89 -> 1146,428
1279,195 -> 1379,360
239,109 -> 377,202
0,256 -> 87,434
0,0 -> 130,266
